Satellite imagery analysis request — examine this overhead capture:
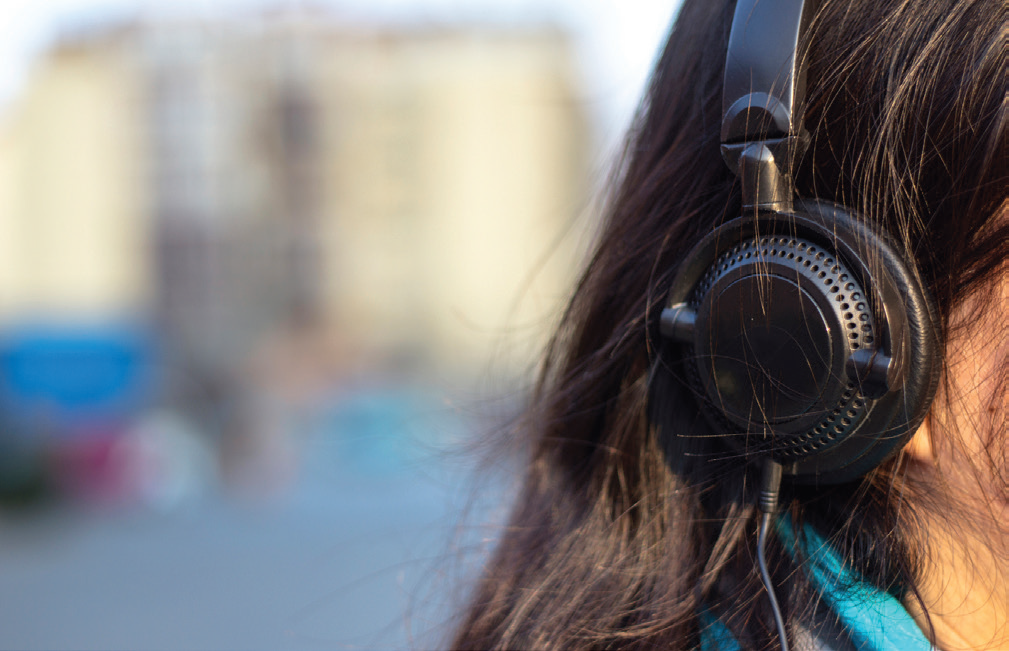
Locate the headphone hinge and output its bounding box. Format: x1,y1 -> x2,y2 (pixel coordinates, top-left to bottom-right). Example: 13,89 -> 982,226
721,135 -> 806,212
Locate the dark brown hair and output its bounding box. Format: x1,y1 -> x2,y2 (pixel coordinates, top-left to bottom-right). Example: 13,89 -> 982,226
452,0 -> 1007,648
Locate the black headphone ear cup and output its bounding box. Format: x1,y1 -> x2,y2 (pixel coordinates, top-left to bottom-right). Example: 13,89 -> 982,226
655,200 -> 942,484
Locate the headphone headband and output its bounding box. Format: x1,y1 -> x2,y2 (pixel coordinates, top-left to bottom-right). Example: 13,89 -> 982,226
720,0 -> 816,211
721,0 -> 814,144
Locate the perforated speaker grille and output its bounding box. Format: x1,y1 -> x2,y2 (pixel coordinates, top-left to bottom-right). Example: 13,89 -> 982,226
688,236 -> 877,460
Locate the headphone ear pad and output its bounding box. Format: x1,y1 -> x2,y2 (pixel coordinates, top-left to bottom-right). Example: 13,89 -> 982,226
793,200 -> 943,479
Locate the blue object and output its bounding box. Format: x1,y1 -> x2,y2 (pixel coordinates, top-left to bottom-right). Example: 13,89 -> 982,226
699,608 -> 741,651
0,325 -> 156,432
317,388 -> 463,477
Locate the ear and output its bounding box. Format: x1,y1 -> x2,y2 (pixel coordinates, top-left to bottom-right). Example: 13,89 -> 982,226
904,415 -> 936,464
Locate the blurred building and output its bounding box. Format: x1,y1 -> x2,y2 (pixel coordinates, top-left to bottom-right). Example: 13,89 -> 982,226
0,11 -> 590,435
0,30 -> 149,323
316,26 -> 589,379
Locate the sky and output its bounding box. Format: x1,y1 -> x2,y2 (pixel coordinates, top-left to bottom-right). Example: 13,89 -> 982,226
0,0 -> 684,142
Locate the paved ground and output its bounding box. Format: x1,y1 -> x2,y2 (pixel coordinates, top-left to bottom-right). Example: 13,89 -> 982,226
0,400 -> 510,650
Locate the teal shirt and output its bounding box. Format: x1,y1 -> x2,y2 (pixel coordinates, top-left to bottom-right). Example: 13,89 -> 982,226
700,519 -> 933,651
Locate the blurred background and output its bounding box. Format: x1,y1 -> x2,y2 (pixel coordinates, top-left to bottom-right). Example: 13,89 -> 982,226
0,0 -> 681,648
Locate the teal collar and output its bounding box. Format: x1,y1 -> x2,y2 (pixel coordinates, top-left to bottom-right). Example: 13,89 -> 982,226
699,518 -> 933,651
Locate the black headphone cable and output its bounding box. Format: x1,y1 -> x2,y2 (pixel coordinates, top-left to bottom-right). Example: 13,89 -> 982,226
757,458 -> 789,651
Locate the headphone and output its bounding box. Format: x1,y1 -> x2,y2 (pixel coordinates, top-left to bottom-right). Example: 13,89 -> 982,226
657,0 -> 942,485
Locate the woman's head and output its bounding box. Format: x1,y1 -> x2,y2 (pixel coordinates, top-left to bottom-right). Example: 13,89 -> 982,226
453,0 -> 1006,648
